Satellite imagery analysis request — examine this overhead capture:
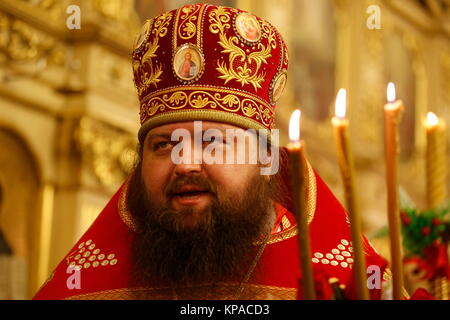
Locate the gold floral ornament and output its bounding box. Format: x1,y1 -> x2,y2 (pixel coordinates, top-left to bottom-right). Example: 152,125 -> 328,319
178,5 -> 201,40
140,87 -> 273,128
173,4 -> 208,51
75,117 -> 136,188
132,12 -> 172,95
209,8 -> 275,91
172,43 -> 205,83
133,19 -> 152,53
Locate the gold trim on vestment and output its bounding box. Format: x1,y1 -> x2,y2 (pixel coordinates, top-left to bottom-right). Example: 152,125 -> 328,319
258,160 -> 317,245
305,160 -> 317,225
281,215 -> 291,229
382,268 -> 410,299
118,177 -> 138,232
63,282 -> 297,300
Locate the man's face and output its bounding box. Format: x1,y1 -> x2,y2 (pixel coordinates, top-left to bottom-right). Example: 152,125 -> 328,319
129,121 -> 280,286
141,121 -> 265,230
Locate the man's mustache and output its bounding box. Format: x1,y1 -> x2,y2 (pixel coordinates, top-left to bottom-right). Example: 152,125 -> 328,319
165,175 -> 218,197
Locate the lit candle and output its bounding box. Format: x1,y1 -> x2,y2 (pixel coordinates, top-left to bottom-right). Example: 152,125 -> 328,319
287,109 -> 316,300
331,88 -> 369,300
383,82 -> 405,300
425,112 -> 448,209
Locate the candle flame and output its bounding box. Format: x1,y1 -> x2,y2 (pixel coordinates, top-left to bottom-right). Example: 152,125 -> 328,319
387,82 -> 396,102
426,112 -> 439,126
335,88 -> 347,119
289,109 -> 301,142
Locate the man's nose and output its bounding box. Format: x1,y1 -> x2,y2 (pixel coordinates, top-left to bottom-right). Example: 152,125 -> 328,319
173,141 -> 203,176
173,161 -> 203,176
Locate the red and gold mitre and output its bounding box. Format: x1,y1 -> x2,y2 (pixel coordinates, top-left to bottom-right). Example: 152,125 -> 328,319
132,3 -> 289,142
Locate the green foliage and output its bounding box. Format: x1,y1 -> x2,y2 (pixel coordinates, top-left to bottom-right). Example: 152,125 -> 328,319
401,204 -> 450,257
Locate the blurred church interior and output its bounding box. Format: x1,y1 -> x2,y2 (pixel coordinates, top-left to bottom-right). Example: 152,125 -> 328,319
0,0 -> 448,299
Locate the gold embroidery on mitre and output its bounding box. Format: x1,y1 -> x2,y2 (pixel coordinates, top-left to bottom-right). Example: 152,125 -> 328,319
282,41 -> 289,66
178,5 -> 200,40
66,240 -> 119,270
134,19 -> 152,53
260,19 -> 277,49
140,86 -> 274,128
132,12 -> 172,95
209,7 -> 273,91
173,4 -> 207,50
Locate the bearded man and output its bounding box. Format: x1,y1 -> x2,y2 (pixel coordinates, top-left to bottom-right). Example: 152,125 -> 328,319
33,3 -> 389,300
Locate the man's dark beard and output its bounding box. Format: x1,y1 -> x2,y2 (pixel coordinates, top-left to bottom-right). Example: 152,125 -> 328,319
128,163 -> 280,288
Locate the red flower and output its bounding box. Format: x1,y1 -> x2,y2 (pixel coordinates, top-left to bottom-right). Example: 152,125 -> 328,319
432,218 -> 440,226
400,212 -> 411,226
421,226 -> 431,236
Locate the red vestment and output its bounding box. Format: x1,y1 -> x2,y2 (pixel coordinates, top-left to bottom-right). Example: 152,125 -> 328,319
33,159 -> 388,300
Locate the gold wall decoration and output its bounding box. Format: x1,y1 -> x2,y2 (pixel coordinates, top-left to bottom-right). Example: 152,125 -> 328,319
97,46 -> 136,96
0,12 -> 65,68
13,0 -> 65,21
92,0 -> 141,40
93,0 -> 134,23
354,0 -> 385,161
16,0 -> 61,12
74,118 -> 136,188
441,51 -> 450,109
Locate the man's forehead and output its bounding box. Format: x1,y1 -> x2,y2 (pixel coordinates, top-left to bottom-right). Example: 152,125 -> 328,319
144,121 -> 245,141
149,121 -> 242,134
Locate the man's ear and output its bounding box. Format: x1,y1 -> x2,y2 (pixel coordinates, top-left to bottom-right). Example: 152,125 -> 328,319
260,148 -> 272,181
257,129 -> 279,176
259,142 -> 279,177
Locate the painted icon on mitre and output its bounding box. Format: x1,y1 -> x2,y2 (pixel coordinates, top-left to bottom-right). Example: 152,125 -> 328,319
173,44 -> 204,82
134,19 -> 152,52
235,12 -> 261,43
271,71 -> 287,103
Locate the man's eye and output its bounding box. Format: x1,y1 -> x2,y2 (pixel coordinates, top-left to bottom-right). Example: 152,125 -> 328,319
203,136 -> 216,145
153,141 -> 172,151
203,136 -> 225,145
